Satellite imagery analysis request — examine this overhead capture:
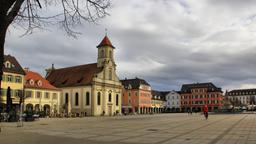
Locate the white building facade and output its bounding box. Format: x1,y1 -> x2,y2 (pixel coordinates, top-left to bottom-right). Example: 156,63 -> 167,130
226,89 -> 256,109
165,90 -> 181,111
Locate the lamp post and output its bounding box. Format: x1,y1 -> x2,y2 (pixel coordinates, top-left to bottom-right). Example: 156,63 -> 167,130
17,90 -> 24,127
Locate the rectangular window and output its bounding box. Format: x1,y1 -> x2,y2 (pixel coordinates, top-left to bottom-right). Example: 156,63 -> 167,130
15,76 -> 22,83
52,93 -> 57,99
7,75 -> 12,82
45,92 -> 49,99
109,69 -> 112,80
0,88 -> 6,96
36,92 -> 41,98
15,90 -> 22,97
2,75 -> 5,82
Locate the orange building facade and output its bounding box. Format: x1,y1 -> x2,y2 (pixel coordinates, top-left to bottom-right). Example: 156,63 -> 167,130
180,82 -> 223,112
121,78 -> 152,114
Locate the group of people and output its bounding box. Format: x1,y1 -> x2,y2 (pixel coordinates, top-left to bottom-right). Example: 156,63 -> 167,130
187,105 -> 209,120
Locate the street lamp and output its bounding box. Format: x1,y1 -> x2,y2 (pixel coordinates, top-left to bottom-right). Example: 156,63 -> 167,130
17,90 -> 24,127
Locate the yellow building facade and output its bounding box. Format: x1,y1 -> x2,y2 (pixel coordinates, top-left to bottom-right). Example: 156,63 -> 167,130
0,55 -> 25,111
24,69 -> 61,116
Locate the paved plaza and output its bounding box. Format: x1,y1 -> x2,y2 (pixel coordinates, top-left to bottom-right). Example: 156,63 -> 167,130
0,113 -> 256,144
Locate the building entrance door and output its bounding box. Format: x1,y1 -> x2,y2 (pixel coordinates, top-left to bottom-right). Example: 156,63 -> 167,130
108,106 -> 112,116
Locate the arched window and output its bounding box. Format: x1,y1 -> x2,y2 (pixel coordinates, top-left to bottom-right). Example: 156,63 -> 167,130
108,93 -> 112,102
75,92 -> 79,106
109,69 -> 112,80
65,93 -> 69,104
86,92 -> 90,105
116,94 -> 119,106
101,49 -> 104,58
97,92 -> 101,105
109,50 -> 112,58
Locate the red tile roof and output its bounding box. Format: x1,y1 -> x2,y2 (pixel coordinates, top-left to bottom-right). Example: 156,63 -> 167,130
46,63 -> 103,88
97,36 -> 115,48
25,70 -> 59,90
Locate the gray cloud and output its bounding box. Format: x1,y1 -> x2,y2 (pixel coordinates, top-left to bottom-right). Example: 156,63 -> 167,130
5,0 -> 256,91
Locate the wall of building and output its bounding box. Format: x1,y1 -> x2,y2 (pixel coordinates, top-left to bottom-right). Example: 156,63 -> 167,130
61,86 -> 92,116
122,89 -> 139,113
24,88 -> 60,115
165,91 -> 180,109
181,88 -> 223,112
1,72 -> 24,105
92,84 -> 122,116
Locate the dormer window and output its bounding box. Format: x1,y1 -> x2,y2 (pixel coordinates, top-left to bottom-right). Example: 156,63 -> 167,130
128,84 -> 132,89
37,80 -> 42,86
29,79 -> 34,85
5,61 -> 11,68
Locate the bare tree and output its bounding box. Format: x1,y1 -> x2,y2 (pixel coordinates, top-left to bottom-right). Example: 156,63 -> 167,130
0,0 -> 111,108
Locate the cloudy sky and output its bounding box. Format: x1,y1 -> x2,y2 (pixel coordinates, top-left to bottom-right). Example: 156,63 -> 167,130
5,0 -> 256,91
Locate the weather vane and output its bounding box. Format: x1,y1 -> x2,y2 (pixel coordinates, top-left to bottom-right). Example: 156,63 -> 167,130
105,28 -> 108,36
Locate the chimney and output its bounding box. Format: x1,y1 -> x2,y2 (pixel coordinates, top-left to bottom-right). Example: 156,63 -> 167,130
45,63 -> 55,78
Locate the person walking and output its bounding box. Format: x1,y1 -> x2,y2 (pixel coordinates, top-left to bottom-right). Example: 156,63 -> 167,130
203,105 -> 208,120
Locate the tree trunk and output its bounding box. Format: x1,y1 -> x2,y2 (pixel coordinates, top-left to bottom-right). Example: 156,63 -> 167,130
0,16 -> 7,109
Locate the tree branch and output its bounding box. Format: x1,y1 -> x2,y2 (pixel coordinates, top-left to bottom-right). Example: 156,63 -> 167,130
6,0 -> 25,26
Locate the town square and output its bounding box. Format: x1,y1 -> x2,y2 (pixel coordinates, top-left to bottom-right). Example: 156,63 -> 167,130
1,113 -> 256,144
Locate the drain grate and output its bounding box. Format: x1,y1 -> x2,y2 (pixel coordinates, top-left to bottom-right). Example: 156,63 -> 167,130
40,123 -> 48,125
147,129 -> 159,132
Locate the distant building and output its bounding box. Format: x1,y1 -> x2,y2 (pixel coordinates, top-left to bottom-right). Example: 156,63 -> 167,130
121,78 -> 152,114
151,90 -> 167,113
0,55 -> 25,112
180,82 -> 223,112
226,89 -> 256,107
46,35 -> 122,116
24,69 -> 61,116
165,90 -> 181,112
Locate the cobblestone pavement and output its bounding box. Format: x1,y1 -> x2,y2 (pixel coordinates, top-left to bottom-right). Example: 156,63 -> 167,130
0,113 -> 256,144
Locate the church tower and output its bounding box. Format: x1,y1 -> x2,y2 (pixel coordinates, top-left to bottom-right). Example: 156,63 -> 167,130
97,35 -> 116,69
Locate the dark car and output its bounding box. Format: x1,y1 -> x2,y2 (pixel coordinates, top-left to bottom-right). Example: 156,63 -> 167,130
23,113 -> 35,122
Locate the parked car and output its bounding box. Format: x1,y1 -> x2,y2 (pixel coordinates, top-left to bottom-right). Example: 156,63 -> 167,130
23,112 -> 35,122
